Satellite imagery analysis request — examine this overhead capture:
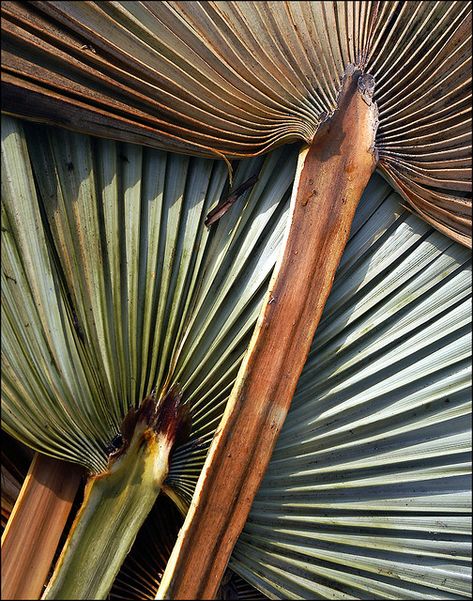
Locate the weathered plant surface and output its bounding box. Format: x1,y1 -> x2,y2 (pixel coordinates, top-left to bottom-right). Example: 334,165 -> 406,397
2,1 -> 471,244
42,389 -> 188,600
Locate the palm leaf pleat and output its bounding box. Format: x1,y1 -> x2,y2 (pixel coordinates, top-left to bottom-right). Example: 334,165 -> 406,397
1,116 -> 296,496
228,174 -> 472,599
1,1 -> 471,244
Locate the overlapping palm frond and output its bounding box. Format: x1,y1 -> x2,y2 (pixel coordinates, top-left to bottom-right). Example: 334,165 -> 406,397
1,116 -> 297,489
1,2 -> 471,598
2,1 -> 471,244
230,174 -> 472,599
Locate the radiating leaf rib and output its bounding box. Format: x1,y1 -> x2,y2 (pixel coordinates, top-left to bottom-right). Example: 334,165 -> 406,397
2,1 -> 470,243
1,3 -> 471,597
157,70 -> 379,599
109,496 -> 269,601
229,175 -> 472,600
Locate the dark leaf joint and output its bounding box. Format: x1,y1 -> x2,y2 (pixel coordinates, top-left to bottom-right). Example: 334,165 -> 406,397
106,385 -> 191,462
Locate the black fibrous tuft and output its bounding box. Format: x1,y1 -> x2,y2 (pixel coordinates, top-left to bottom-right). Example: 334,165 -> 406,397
105,432 -> 124,457
153,384 -> 192,449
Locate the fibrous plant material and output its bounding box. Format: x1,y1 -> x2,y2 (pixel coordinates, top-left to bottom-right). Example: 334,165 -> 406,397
1,455 -> 82,600
1,1 -> 471,599
157,64 -> 378,601
109,493 -> 267,601
110,494 -> 184,600
1,1 -> 471,245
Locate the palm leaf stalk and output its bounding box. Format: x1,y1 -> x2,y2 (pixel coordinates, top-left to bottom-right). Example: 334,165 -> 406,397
110,493 -> 184,601
230,175 -> 472,599
158,65 -> 379,599
42,391 -> 187,599
109,492 -> 267,601
109,170 -> 472,599
1,434 -> 31,532
1,454 -> 82,600
1,1 -> 471,598
1,115 -> 296,598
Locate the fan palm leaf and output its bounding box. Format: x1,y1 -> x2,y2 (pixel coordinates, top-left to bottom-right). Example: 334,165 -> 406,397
229,174 -> 472,599
2,115 -> 295,474
1,1 -> 471,244
1,115 -> 297,597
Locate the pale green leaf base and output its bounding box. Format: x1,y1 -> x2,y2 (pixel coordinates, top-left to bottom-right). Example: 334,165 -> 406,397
43,424 -> 172,600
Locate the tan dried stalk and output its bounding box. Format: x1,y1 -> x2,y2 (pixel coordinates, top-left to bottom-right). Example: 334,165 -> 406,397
158,66 -> 379,600
1,454 -> 82,600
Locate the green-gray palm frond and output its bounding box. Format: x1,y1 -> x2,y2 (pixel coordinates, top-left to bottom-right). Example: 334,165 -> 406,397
2,115 -> 296,486
2,1 -> 471,244
230,174 -> 472,599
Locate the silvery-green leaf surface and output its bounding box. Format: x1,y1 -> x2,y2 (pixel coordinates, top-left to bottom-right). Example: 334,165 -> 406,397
1,115 -> 296,480
230,174 -> 472,599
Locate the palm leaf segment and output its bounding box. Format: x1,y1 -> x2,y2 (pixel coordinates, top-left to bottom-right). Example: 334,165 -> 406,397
231,174 -> 472,599
1,116 -> 297,492
1,1 -> 471,245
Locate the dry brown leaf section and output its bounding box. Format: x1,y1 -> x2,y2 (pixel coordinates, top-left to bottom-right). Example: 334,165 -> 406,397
1,1 -> 471,244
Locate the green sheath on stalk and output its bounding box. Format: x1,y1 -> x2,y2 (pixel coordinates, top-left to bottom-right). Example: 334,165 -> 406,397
43,388 -> 189,600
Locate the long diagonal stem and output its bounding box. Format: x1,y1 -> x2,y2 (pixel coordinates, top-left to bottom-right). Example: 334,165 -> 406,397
157,66 -> 379,600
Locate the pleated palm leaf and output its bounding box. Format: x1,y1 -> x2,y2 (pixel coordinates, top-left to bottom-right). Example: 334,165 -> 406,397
122,173 -> 470,599
1,1 -> 471,599
230,174 -> 472,599
1,115 -> 297,598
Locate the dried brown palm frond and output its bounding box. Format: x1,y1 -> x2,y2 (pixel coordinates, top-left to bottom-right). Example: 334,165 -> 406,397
1,1 -> 471,245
